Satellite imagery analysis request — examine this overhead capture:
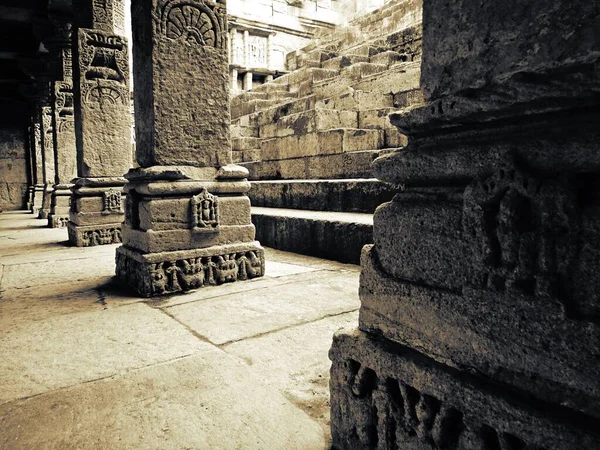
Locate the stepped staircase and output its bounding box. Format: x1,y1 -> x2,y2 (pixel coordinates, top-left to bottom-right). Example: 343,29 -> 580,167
230,0 -> 424,264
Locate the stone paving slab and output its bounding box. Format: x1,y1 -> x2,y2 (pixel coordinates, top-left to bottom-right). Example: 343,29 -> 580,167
0,352 -> 325,450
0,303 -> 209,404
224,311 -> 359,442
164,270 -> 360,345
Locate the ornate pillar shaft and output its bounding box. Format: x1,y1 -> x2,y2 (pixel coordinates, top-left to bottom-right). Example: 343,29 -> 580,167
329,0 -> 600,448
27,114 -> 45,213
115,0 -> 265,297
68,0 -> 132,247
39,101 -> 56,220
46,21 -> 78,228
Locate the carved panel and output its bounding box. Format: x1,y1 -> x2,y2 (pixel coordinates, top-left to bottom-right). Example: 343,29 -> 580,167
79,29 -> 129,109
103,189 -> 122,212
159,0 -> 225,48
248,35 -> 267,67
80,227 -> 122,246
335,357 -> 546,450
54,81 -> 75,133
463,155 -> 578,306
190,188 -> 219,230
116,248 -> 265,296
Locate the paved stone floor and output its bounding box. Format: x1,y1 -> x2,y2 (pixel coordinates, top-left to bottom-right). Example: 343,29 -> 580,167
0,211 -> 361,449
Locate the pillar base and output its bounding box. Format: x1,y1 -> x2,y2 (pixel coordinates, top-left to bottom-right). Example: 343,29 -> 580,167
31,185 -> 45,215
329,329 -> 599,450
115,241 -> 265,297
68,222 -> 122,247
49,184 -> 73,228
68,177 -> 127,246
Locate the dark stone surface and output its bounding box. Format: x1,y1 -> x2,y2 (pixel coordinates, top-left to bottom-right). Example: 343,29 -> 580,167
421,0 -> 600,101
132,0 -> 231,168
330,329 -> 600,450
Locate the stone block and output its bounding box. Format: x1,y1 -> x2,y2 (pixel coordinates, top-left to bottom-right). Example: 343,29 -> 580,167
232,137 -> 260,151
322,55 -> 370,70
329,329 -> 600,450
260,110 -> 358,139
115,241 -> 265,297
138,195 -> 252,231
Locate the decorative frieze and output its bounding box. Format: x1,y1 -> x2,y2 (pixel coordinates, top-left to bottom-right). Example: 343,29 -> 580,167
115,245 -> 265,297
68,222 -> 122,247
102,189 -> 122,212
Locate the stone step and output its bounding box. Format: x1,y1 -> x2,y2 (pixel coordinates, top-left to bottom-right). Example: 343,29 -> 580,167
321,54 -> 370,70
232,149 -> 261,164
358,108 -> 408,148
241,149 -> 385,181
258,96 -> 319,127
231,98 -> 280,120
252,82 -> 290,94
231,123 -> 259,139
316,89 -> 394,111
249,179 -> 398,213
232,136 -> 260,151
287,67 -> 340,90
251,207 -> 373,264
259,109 -> 358,138
308,60 -> 421,100
369,50 -> 407,67
231,91 -> 269,108
350,43 -> 386,57
260,129 -> 384,161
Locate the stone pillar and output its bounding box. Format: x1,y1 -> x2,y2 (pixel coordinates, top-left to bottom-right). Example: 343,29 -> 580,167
329,0 -> 600,448
115,0 -> 265,297
30,116 -> 45,215
231,68 -> 238,92
46,21 -> 77,228
243,29 -> 250,67
243,71 -> 252,91
266,33 -> 273,71
39,101 -> 56,220
68,0 -> 132,247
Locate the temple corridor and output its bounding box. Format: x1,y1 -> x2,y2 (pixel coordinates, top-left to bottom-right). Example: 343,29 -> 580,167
0,210 -> 359,449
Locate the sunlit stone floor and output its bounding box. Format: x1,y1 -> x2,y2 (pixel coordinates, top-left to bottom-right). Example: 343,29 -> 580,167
0,211 -> 360,449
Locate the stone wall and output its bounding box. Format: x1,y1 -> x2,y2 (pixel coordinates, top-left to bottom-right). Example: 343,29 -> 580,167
0,115 -> 29,211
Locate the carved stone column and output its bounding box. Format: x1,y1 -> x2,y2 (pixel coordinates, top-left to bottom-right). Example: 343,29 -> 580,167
115,0 -> 265,297
68,0 -> 132,247
29,115 -> 45,214
329,0 -> 600,448
39,99 -> 56,220
47,20 -> 78,228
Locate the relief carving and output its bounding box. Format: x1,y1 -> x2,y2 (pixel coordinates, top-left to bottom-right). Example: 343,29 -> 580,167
54,81 -> 75,132
463,155 -> 579,306
103,189 -> 122,212
80,227 -> 122,246
160,0 -> 225,48
116,249 -> 264,296
337,358 -> 542,450
79,30 -> 129,109
190,188 -> 219,230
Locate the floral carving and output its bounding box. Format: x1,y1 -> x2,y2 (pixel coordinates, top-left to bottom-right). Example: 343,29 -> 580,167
160,0 -> 224,48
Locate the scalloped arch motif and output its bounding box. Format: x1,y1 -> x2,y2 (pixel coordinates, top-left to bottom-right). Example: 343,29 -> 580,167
160,0 -> 223,48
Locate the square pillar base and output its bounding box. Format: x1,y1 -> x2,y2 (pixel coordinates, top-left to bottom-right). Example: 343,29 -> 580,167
31,185 -> 45,215
115,241 -> 265,297
48,184 -> 73,228
329,329 -> 599,450
68,177 -> 127,247
115,165 -> 266,297
39,185 -> 54,219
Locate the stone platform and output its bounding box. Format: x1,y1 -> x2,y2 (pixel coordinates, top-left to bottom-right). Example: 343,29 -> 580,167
0,210 -> 361,449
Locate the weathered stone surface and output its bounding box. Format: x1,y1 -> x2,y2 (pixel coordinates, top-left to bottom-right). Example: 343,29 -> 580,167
68,222 -> 122,246
74,0 -> 126,34
330,329 -> 600,450
132,0 -> 231,167
0,124 -> 28,210
52,79 -> 77,185
39,105 -> 55,219
115,242 -> 265,297
74,29 -> 132,178
420,0 -> 600,101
